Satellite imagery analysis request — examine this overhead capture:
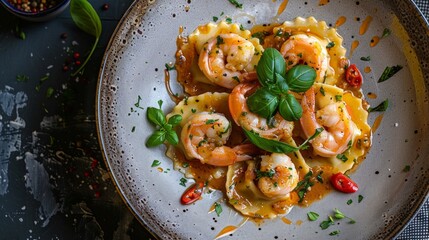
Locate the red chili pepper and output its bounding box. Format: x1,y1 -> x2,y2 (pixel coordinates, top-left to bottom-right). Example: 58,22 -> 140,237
330,173 -> 358,193
181,182 -> 204,205
345,64 -> 363,87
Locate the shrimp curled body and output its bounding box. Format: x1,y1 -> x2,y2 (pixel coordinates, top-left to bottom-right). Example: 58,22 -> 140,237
199,33 -> 256,89
280,33 -> 329,82
181,112 -> 252,166
229,82 -> 294,141
300,87 -> 354,157
257,153 -> 299,199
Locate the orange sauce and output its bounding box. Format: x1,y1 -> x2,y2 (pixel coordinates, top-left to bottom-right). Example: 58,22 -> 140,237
367,92 -> 377,99
372,114 -> 384,133
296,220 -> 303,226
359,16 -> 373,35
370,36 -> 380,47
364,66 -> 372,73
281,217 -> 292,224
319,0 -> 330,6
349,40 -> 359,58
157,167 -> 163,172
277,0 -> 289,15
335,16 -> 346,27
215,226 -> 238,239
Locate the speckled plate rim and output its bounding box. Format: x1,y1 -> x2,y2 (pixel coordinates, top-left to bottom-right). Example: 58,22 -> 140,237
95,0 -> 159,239
95,0 -> 429,239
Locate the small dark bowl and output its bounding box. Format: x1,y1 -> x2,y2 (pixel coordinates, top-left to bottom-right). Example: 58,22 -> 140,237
0,0 -> 70,22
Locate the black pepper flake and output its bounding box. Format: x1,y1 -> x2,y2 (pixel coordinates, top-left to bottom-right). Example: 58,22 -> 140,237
375,171 -> 379,174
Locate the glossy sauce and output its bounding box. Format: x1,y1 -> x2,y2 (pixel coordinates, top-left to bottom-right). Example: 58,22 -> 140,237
372,114 -> 384,133
367,92 -> 377,99
364,66 -> 372,73
335,16 -> 346,27
349,40 -> 359,58
319,0 -> 330,6
370,36 -> 380,47
281,217 -> 292,224
277,0 -> 289,15
359,16 -> 373,35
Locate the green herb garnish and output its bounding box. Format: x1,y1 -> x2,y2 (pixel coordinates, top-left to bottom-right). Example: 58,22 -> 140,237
307,211 -> 320,221
46,87 -> 54,98
336,154 -> 348,162
146,100 -> 182,147
326,42 -> 335,48
378,65 -> 403,83
16,75 -> 29,82
213,16 -> 218,22
329,230 -> 340,236
403,165 -> 410,172
256,169 -> 275,179
295,171 -> 314,203
70,0 -> 102,76
360,56 -> 371,61
358,195 -> 364,203
151,160 -> 161,167
214,202 -> 223,216
368,99 -> 388,112
228,0 -> 243,8
165,63 -> 176,71
381,28 -> 391,38
320,216 -> 335,230
179,177 -> 187,187
347,199 -> 353,205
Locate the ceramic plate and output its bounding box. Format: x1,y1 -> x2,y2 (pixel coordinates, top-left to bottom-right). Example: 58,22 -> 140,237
96,0 -> 429,239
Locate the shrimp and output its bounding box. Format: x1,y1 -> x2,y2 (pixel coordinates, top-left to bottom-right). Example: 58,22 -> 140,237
181,112 -> 255,166
300,86 -> 354,157
198,33 -> 257,89
229,82 -> 294,141
280,33 -> 329,82
257,153 -> 299,199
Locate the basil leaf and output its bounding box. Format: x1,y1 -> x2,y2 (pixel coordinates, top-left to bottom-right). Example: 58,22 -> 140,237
167,114 -> 182,126
165,129 -> 179,145
256,48 -> 286,87
378,65 -> 402,83
70,0 -> 102,37
275,72 -> 289,92
278,94 -> 302,121
368,99 -> 388,112
146,130 -> 166,147
285,65 -> 316,92
242,128 -> 299,153
70,0 -> 102,76
247,87 -> 279,119
147,107 -> 167,126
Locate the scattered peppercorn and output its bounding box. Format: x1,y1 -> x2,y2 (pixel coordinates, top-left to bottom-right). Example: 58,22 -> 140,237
60,32 -> 68,40
7,0 -> 61,13
102,3 -> 109,10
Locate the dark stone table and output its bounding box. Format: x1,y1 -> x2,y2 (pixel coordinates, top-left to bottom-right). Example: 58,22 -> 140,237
0,0 -> 427,239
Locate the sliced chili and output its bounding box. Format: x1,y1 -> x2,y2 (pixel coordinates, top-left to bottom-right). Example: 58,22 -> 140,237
345,64 -> 363,87
181,182 -> 204,205
330,173 -> 358,193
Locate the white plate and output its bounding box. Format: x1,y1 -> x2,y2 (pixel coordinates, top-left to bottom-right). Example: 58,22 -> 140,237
96,0 -> 429,239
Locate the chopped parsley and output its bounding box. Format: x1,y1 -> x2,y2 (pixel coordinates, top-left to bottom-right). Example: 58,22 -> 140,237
227,0 -> 243,8
403,165 -> 410,172
214,202 -> 223,216
294,171 -> 314,203
16,75 -> 29,82
307,211 -> 320,221
151,160 -> 161,167
255,169 -> 275,179
358,195 -> 364,203
320,86 -> 326,96
336,154 -> 348,162
329,230 -> 340,236
165,63 -> 176,71
179,177 -> 187,187
347,199 -> 353,205
326,42 -> 335,48
360,56 -> 371,61
381,28 -> 391,38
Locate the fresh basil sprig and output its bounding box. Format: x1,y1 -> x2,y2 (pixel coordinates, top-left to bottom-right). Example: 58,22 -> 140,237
146,100 -> 182,147
247,48 -> 316,121
70,0 -> 102,76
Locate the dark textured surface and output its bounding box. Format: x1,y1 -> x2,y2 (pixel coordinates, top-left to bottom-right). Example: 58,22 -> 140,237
0,1 -> 427,239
